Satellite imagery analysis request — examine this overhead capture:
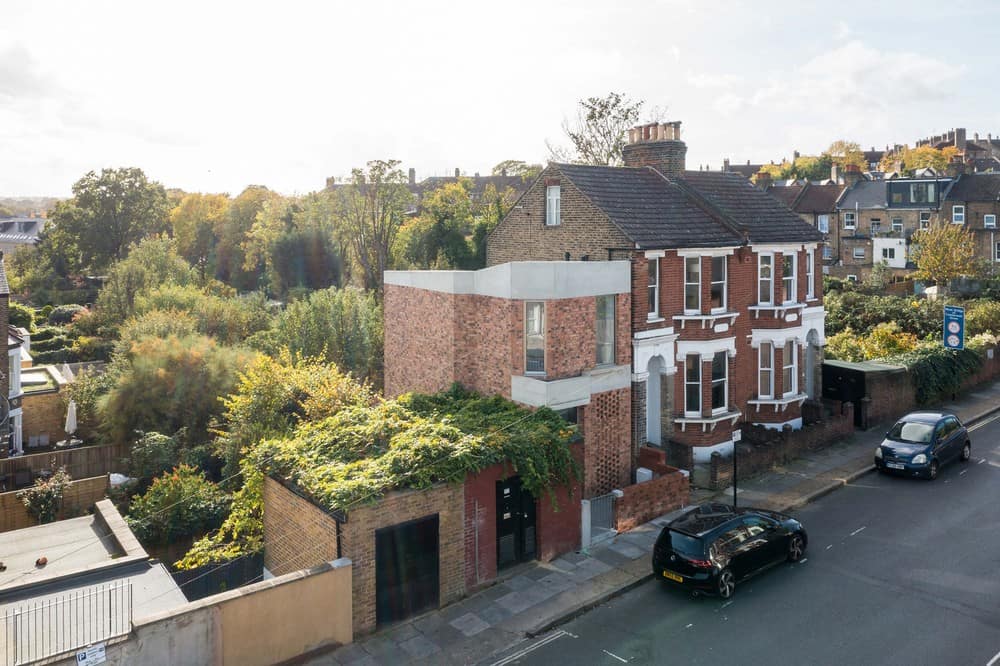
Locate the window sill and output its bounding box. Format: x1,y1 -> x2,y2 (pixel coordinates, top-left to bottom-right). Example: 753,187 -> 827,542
674,409 -> 741,432
747,393 -> 807,412
646,316 -> 666,324
748,303 -> 806,319
672,311 -> 739,329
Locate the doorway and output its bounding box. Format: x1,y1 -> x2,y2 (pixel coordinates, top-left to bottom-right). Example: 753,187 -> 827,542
496,477 -> 537,569
375,514 -> 440,626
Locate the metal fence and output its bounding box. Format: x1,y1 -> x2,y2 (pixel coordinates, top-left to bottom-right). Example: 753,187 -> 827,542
3,579 -> 132,665
582,492 -> 618,549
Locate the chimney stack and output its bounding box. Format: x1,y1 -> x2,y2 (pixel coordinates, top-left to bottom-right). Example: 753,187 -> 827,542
723,157 -> 730,172
956,128 -> 967,152
753,170 -> 772,189
454,168 -> 460,178
843,164 -> 863,187
621,120 -> 686,178
408,168 -> 416,186
831,163 -> 841,184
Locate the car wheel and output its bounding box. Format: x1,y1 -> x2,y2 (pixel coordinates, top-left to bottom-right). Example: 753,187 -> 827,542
961,442 -> 971,462
927,460 -> 939,480
716,568 -> 735,599
787,534 -> 805,562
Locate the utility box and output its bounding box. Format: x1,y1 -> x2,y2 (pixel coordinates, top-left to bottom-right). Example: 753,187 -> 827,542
635,467 -> 653,483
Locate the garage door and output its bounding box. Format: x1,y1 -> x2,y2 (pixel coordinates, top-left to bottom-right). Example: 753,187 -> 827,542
375,514 -> 440,626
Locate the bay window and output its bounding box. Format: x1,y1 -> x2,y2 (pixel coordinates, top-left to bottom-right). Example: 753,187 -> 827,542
782,340 -> 797,397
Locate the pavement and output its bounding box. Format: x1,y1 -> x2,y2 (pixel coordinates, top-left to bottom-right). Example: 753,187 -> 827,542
305,379 -> 1000,666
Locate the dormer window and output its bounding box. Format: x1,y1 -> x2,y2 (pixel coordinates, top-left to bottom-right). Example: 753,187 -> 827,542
545,185 -> 561,226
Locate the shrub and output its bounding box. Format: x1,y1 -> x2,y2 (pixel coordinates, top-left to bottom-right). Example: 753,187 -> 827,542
32,348 -> 76,364
126,465 -> 230,546
9,301 -> 34,331
30,325 -> 62,343
31,335 -> 72,352
887,344 -> 983,405
70,335 -> 115,362
18,467 -> 72,524
48,304 -> 88,325
965,300 -> 1000,337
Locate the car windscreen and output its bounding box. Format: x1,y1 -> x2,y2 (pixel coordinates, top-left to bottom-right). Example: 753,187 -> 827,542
666,530 -> 704,557
888,420 -> 935,444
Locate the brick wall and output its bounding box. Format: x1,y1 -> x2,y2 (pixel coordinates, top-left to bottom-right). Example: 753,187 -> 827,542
0,474 -> 107,532
614,446 -> 689,532
861,370 -> 915,427
263,476 -> 341,577
22,389 -> 76,444
486,165 -> 632,266
582,388 -> 631,496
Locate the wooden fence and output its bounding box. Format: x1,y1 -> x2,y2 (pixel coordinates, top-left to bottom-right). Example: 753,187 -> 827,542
0,474 -> 109,532
1,443 -> 129,483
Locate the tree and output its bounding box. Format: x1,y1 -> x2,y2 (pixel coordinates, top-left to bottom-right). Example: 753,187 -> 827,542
472,183 -> 519,267
911,222 -> 982,289
491,160 -> 543,182
170,193 -> 230,280
47,168 -> 169,273
823,141 -> 866,172
126,465 -> 230,546
215,186 -> 280,290
547,92 -> 646,166
397,180 -> 476,269
94,236 -> 195,324
335,160 -> 412,291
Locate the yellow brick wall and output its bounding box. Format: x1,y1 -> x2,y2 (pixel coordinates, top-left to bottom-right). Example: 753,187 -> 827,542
0,474 -> 108,532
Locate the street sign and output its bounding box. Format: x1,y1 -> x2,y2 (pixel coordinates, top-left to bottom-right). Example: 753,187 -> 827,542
944,305 -> 965,350
77,643 -> 107,665
732,429 -> 741,442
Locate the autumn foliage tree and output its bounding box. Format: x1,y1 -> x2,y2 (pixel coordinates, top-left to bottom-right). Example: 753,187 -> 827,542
548,92 -> 648,166
910,222 -> 981,289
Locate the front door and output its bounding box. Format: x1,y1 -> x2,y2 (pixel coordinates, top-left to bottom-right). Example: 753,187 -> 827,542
375,514 -> 440,627
496,477 -> 536,569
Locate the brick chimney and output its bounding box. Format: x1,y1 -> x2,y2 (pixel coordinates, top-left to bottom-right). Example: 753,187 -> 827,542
831,163 -> 841,184
622,121 -> 686,178
408,168 -> 416,186
753,170 -> 772,190
454,168 -> 460,178
723,157 -> 730,172
955,128 -> 967,152
843,164 -> 863,187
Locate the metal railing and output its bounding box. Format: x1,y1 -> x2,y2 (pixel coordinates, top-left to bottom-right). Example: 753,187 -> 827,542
581,492 -> 618,549
3,579 -> 132,665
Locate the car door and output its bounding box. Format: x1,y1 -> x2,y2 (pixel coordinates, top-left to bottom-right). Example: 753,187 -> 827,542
938,417 -> 958,462
945,416 -> 963,461
741,515 -> 783,571
931,421 -> 948,462
712,524 -> 752,578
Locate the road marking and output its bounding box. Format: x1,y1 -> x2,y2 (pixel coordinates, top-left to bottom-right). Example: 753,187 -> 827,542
826,545 -> 833,550
960,469 -> 968,476
491,630 -> 570,665
986,647 -> 1000,666
850,526 -> 866,537
603,649 -> 628,663
979,459 -> 987,465
969,412 -> 1000,432
721,600 -> 734,609
800,558 -> 808,563
686,623 -> 694,628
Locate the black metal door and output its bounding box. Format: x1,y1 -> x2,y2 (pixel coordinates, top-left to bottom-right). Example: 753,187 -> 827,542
375,514 -> 439,626
496,477 -> 537,569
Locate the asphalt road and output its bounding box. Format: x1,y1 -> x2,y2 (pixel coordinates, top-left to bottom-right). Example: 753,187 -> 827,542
494,412 -> 1000,666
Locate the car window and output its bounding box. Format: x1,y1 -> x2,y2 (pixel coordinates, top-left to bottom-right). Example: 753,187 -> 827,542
944,417 -> 959,436
741,515 -> 774,537
889,421 -> 934,444
711,526 -> 748,557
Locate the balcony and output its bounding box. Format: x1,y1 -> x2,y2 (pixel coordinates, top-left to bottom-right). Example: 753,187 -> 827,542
511,364 -> 630,410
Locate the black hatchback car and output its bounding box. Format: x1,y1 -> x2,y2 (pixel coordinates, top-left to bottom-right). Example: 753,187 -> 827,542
652,503 -> 807,599
874,411 -> 971,480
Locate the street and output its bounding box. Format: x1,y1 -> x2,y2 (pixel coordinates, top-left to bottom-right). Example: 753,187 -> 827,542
494,412 -> 1000,666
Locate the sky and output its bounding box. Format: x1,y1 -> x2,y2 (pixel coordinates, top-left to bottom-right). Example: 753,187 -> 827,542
3,0 -> 1000,198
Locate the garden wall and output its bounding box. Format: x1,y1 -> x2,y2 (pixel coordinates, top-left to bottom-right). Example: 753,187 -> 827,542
0,474 -> 108,531
0,442 -> 128,481
614,446 -> 689,531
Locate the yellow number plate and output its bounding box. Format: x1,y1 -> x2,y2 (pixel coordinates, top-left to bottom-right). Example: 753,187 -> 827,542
663,570 -> 683,583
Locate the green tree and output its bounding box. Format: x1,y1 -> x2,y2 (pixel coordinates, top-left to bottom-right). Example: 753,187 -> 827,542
398,180 -> 476,269
911,222 -> 982,288
335,160 -> 412,291
169,193 -> 230,280
94,236 -> 195,324
216,186 -> 280,290
823,140 -> 866,172
472,183 -> 519,267
47,168 -> 169,273
548,92 -> 647,166
491,160 -> 543,181
126,465 -> 230,546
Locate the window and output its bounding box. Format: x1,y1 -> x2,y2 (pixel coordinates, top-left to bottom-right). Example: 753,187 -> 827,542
823,246 -> 834,260
844,212 -> 856,229
870,219 -> 881,235
953,205 -> 965,224
853,247 -> 866,260
986,214 -> 997,229
910,182 -> 935,203
596,295 -> 615,366
758,254 -> 773,305
685,354 -> 701,416
684,256 -> 700,313
758,342 -> 773,399
782,340 -> 797,397
995,242 -> 1000,262
882,248 -> 896,260
817,214 -> 829,233
847,274 -> 858,282
711,256 -> 727,312
711,351 -> 728,413
545,186 -> 560,226
891,217 -> 903,232
891,191 -> 903,204
647,258 -> 660,318
806,250 -> 815,299
782,254 -> 796,303
525,302 -> 545,373
919,212 -> 930,230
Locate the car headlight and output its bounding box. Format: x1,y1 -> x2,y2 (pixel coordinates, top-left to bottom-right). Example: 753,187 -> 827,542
874,447 -> 883,459
912,454 -> 928,464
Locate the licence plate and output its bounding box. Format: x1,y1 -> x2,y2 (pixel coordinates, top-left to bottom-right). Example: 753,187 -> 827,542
887,462 -> 905,470
663,570 -> 683,583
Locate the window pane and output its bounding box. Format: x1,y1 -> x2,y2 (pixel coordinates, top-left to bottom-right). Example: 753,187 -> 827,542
712,351 -> 726,381
685,355 -> 700,414
759,368 -> 771,396
686,383 -> 701,413
596,295 -> 614,365
685,284 -> 700,311
685,257 -> 700,311
526,303 -> 544,372
648,286 -> 656,313
711,352 -> 727,410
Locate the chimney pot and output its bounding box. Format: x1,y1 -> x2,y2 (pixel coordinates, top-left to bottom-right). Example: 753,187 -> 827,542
408,168 -> 416,186
650,124 -> 659,141
454,168 -> 460,178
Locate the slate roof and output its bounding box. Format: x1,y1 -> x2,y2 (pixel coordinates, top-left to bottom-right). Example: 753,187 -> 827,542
945,174 -> 1000,202
553,164 -> 822,249
970,157 -> 1000,173
796,183 -> 845,213
724,163 -> 763,178
766,184 -> 804,208
838,180 -> 887,210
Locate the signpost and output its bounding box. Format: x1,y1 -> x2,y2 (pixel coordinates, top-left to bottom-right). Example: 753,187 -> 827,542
732,429 -> 741,508
944,305 -> 965,350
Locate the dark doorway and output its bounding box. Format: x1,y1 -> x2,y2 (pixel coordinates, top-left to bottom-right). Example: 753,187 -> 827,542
375,514 -> 440,626
496,476 -> 537,569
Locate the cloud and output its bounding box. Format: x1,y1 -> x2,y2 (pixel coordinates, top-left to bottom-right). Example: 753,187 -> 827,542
0,45 -> 57,102
834,20 -> 850,40
686,72 -> 743,89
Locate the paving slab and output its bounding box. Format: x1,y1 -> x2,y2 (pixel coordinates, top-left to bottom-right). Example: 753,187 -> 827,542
449,612 -> 490,637
399,635 -> 441,660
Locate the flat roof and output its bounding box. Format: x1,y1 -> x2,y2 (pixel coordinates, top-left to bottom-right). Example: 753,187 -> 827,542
0,514 -> 122,589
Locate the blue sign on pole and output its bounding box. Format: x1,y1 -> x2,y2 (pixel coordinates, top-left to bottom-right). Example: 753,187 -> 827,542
944,305 -> 965,350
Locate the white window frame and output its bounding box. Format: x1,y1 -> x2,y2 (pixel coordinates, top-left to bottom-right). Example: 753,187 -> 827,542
953,205 -> 965,224
847,274 -> 858,282
684,256 -> 701,314
781,253 -> 797,304
758,342 -> 773,399
525,301 -> 545,374
782,340 -> 798,397
919,211 -> 930,230
596,295 -> 615,366
891,217 -> 903,232
817,214 -> 829,233
822,245 -> 834,260
844,212 -> 856,230
545,185 -> 561,226
853,247 -> 866,260
647,257 -> 660,319
870,219 -> 881,235
995,242 -> 1000,262
710,255 -> 727,313
758,253 -> 774,305
684,353 -> 701,417
882,248 -> 895,260
805,250 -> 815,299
986,214 -> 997,229
711,351 -> 728,415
